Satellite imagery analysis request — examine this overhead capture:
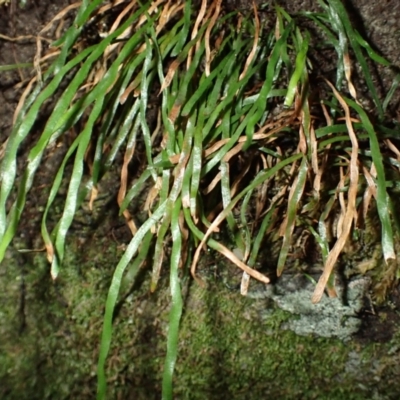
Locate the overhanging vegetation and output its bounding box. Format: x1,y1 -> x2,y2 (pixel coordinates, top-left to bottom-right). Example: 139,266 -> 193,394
0,0 -> 399,398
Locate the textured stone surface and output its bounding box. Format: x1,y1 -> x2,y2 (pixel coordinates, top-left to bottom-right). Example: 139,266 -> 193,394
248,274 -> 370,340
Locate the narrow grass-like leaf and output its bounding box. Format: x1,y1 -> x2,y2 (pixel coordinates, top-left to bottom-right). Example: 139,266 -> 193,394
151,110 -> 194,291
162,198 -> 183,400
53,98 -> 105,278
0,8 -> 155,261
42,0 -> 104,80
184,207 -> 270,284
174,41 -> 205,107
101,100 -> 141,180
220,160 -> 237,241
182,146 -> 194,210
97,200 -> 167,400
245,21 -> 293,144
353,29 -> 391,66
239,190 -> 254,259
299,12 -> 339,47
315,123 -> 350,138
181,46 -> 237,117
313,83 -> 360,303
274,7 -> 292,76
159,22 -> 210,94
41,136 -> 81,270
51,18 -> 158,273
284,30 -> 309,107
190,106 -> 205,213
326,0 -> 384,118
0,63 -> 33,71
191,153 -> 303,280
309,225 -> 329,262
248,204 -> 277,267
383,73 -> 400,112
120,168 -> 153,213
277,157 -> 308,276
346,97 -> 395,261
318,194 -> 336,251
99,53 -> 147,170
318,0 -> 346,93
140,35 -> 156,169
120,230 -> 154,296
151,171 -> 172,291
151,202 -> 173,292
171,0 -> 191,56
0,46 -> 92,245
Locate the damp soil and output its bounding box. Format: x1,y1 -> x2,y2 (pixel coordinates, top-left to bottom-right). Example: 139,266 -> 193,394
0,1 -> 74,139
1,0 -> 400,399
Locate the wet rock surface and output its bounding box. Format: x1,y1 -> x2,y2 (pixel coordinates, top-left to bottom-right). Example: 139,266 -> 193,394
248,274 -> 370,340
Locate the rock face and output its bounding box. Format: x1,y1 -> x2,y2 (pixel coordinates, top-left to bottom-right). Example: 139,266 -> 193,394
248,274 -> 370,341
1,1 -> 400,399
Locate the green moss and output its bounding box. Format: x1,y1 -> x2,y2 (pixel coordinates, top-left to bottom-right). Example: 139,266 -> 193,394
1,235 -> 400,399
174,282 -> 356,399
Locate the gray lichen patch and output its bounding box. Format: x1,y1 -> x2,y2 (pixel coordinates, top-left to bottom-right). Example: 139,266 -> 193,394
248,274 -> 370,341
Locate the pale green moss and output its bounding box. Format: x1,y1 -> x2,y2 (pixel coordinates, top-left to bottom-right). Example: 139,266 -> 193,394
1,237 -> 400,399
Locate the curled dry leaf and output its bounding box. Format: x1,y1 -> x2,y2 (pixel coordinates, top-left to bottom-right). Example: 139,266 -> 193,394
312,80 -> 359,304
239,1 -> 260,81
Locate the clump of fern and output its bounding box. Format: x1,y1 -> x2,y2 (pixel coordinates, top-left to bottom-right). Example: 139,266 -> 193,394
0,1 -> 399,398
